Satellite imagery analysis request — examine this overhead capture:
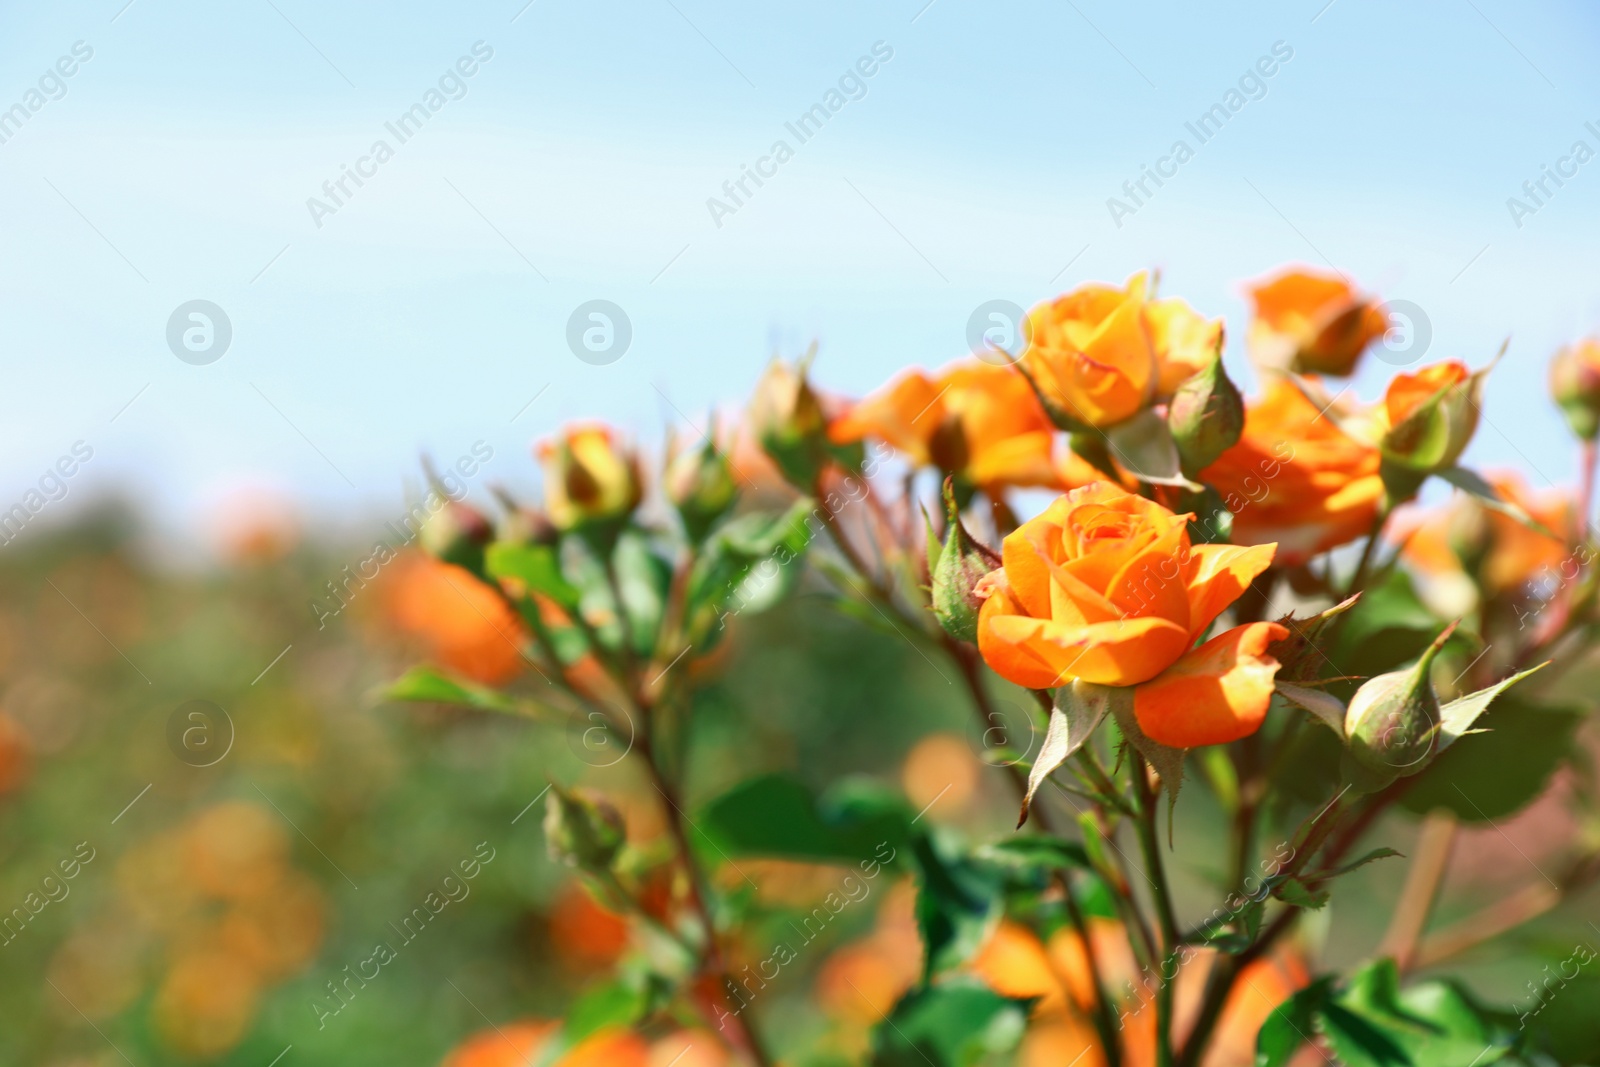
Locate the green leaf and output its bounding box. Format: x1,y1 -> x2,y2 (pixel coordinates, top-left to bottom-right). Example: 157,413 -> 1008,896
1257,976 -> 1333,1067
1329,569 -> 1441,678
974,836 -> 1089,878
1273,876 -> 1330,910
870,979 -> 1030,1067
1313,846 -> 1402,882
696,774 -> 912,866
485,540 -> 580,610
1437,663 -> 1549,749
911,833 -> 1004,980
1437,467 -> 1554,537
1020,682 -> 1114,826
685,498 -> 817,642
377,666 -> 529,717
1320,959 -> 1513,1067
1277,683 -> 1347,735
1103,408 -> 1203,489
560,977 -> 650,1048
1400,698 -> 1582,822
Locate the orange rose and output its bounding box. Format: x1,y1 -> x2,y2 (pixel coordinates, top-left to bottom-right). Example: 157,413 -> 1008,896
1247,267 -> 1388,376
975,482 -> 1285,747
386,553 -> 529,684
1021,274 -> 1222,429
1202,378 -> 1384,565
829,360 -> 1061,491
1399,470 -> 1571,598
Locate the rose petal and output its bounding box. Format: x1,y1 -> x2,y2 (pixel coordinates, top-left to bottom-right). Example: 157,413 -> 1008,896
1132,622 -> 1289,748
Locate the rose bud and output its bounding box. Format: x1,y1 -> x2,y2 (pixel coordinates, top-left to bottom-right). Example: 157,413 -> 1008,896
418,460 -> 493,575
1550,337 -> 1600,441
1166,354 -> 1244,478
930,478 -> 1002,644
1378,360 -> 1485,503
543,785 -> 626,873
665,427 -> 739,543
747,356 -> 837,489
538,425 -> 642,550
490,486 -> 558,546
1342,624 -> 1454,791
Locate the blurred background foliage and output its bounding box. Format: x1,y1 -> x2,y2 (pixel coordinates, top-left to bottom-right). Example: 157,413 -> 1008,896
3,498 -> 1600,1065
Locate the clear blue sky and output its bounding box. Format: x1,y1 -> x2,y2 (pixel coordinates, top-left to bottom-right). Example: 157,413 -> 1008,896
3,0 -> 1599,545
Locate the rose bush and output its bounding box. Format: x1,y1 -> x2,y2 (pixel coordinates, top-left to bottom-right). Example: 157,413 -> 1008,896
389,264 -> 1600,1067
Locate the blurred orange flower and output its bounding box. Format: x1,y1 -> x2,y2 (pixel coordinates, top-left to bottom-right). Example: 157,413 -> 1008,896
387,553 -> 528,685
829,360 -> 1061,491
975,482 -> 1285,747
0,713 -> 30,795
1398,470 -> 1572,599
549,882 -> 631,972
442,1023 -> 651,1067
1203,378 -> 1384,565
971,920 -> 1307,1067
1247,266 -> 1388,376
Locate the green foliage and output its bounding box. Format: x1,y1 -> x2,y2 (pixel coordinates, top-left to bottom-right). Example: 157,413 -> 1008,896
1400,699 -> 1583,821
484,539 -> 581,610
869,979 -> 1030,1067
1328,569 -> 1441,679
379,664 -> 535,717
910,832 -> 1004,981
695,773 -> 912,866
1258,959 -> 1518,1067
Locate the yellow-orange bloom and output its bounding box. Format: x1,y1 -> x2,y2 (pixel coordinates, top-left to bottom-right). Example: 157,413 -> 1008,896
829,360 -> 1061,490
1202,378 -> 1384,566
975,483 -> 1285,747
1247,267 -> 1389,376
538,424 -> 642,532
1021,274 -> 1222,429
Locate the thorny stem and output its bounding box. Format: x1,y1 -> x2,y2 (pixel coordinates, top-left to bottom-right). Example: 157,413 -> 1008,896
638,735 -> 775,1067
1177,782 -> 1406,1067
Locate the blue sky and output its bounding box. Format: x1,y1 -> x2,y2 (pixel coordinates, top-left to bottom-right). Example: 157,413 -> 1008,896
3,0 -> 1599,546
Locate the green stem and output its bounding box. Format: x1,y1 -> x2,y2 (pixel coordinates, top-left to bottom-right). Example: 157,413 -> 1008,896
1131,754 -> 1180,1067
1344,504 -> 1392,599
